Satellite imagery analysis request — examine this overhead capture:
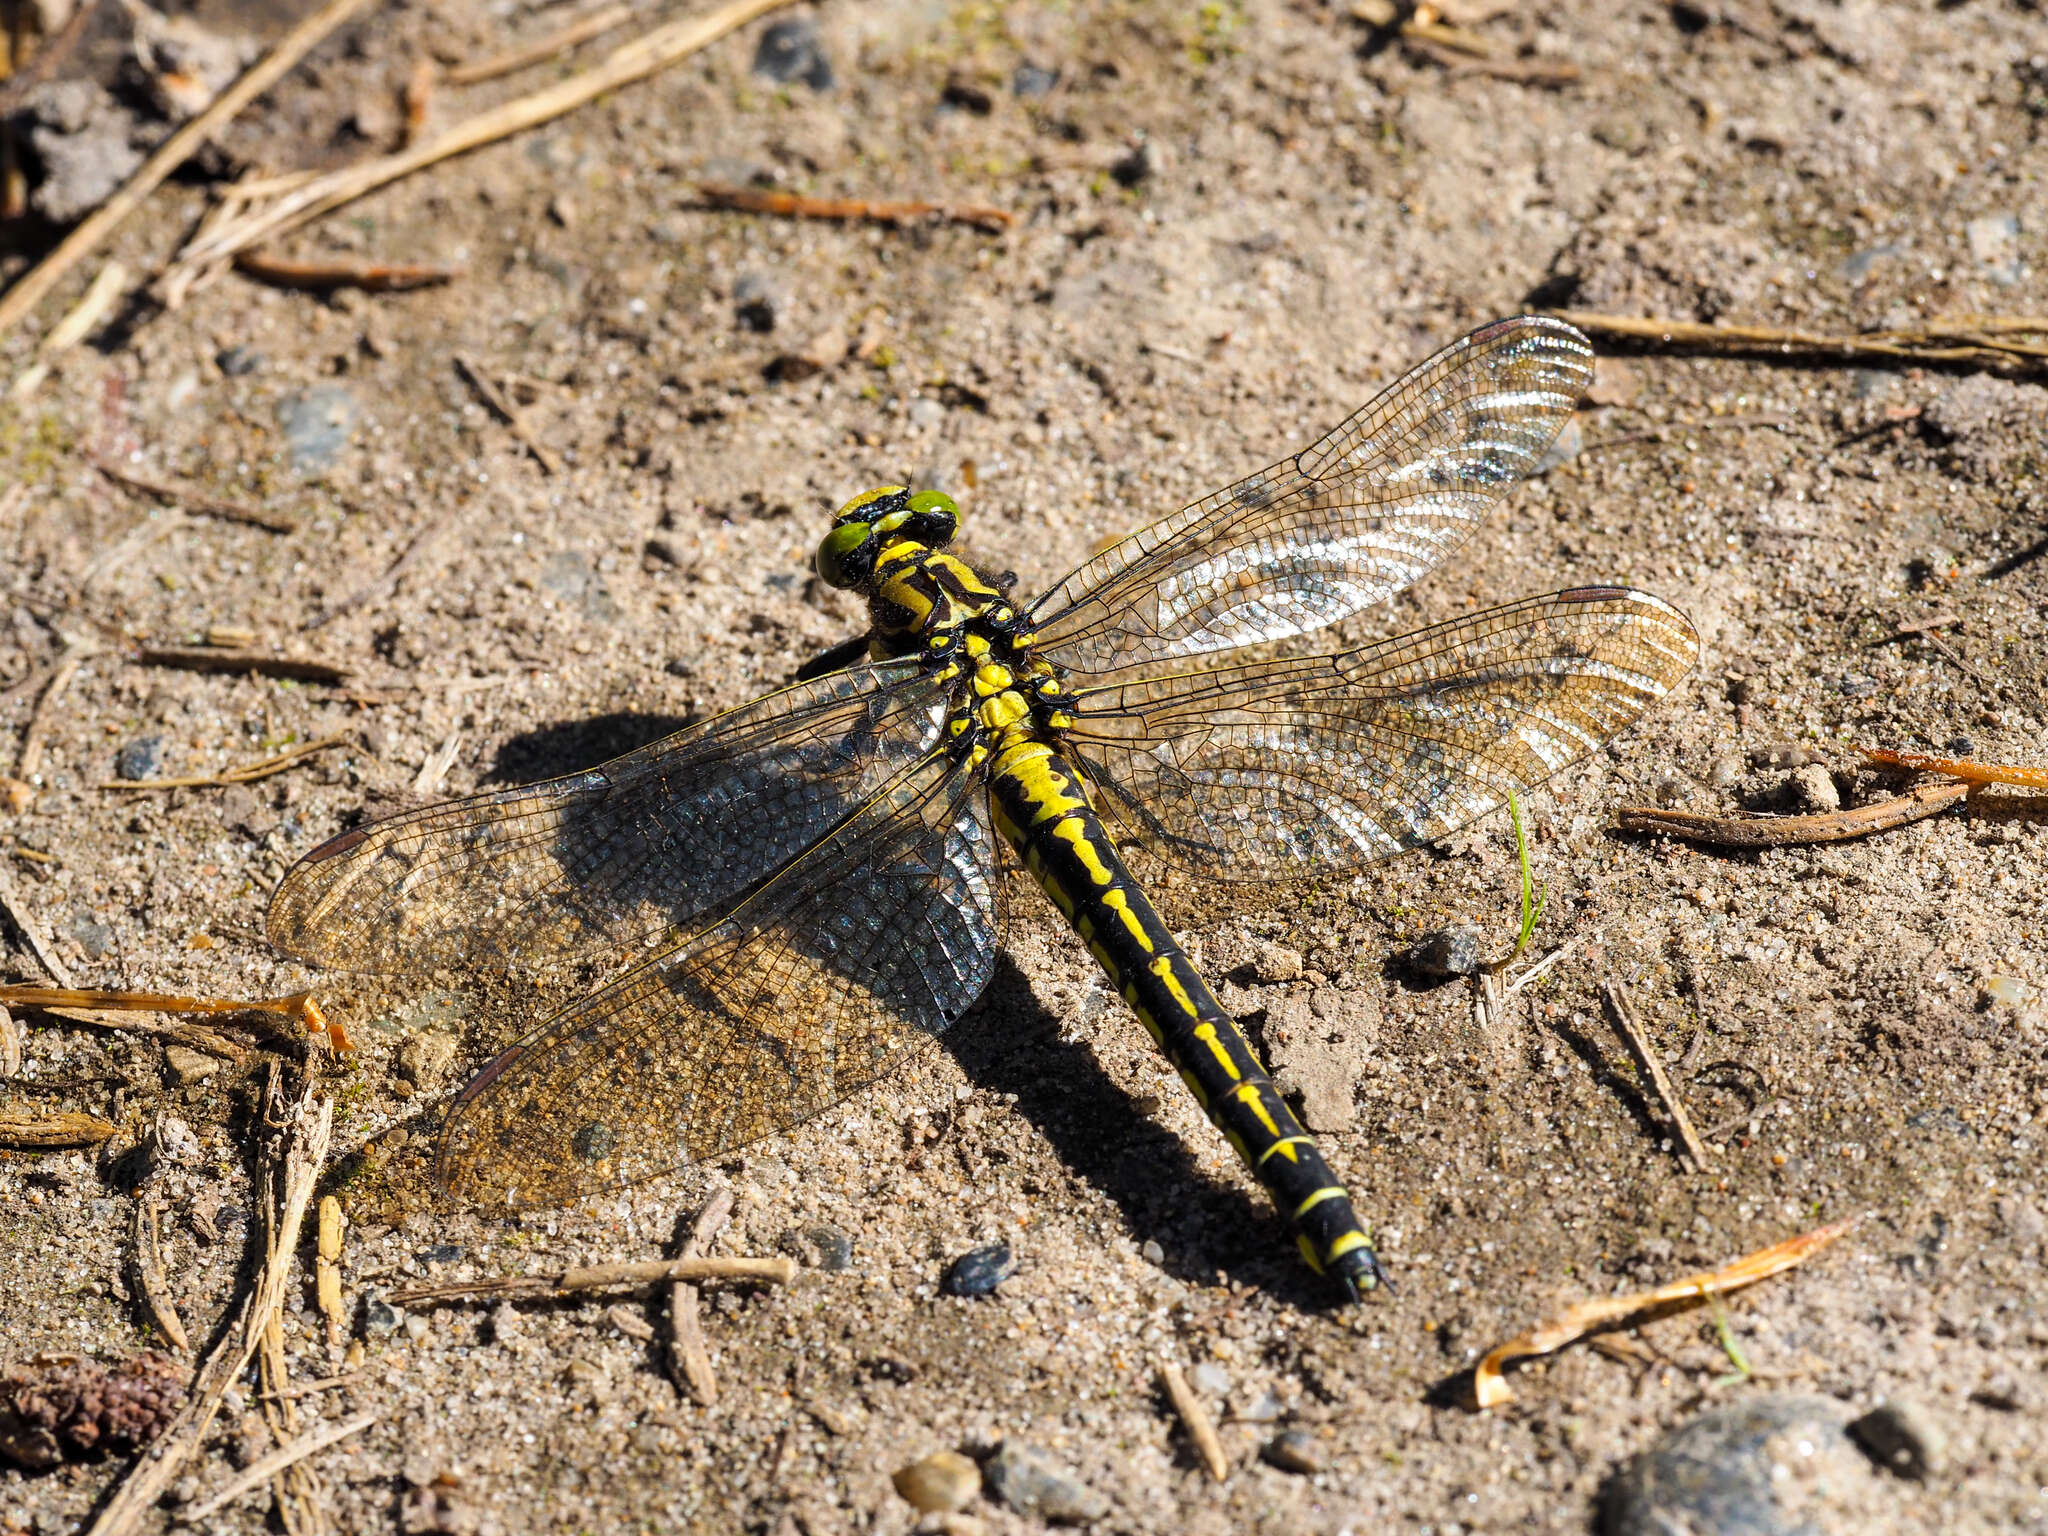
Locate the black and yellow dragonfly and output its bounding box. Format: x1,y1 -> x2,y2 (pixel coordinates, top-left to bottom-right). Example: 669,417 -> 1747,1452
269,316 -> 1698,1300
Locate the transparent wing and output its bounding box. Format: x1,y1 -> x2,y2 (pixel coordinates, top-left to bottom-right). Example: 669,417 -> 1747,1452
268,661 -> 948,972
1062,589 -> 1698,877
1029,316 -> 1593,675
436,752 -> 1000,1206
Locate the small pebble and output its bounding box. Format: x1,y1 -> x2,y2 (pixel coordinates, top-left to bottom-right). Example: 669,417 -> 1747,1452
1140,1240 -> 1164,1265
1848,1399 -> 1946,1481
277,385 -> 360,473
162,1045 -> 220,1087
1261,1429 -> 1322,1475
984,1439 -> 1108,1523
892,1449 -> 980,1513
1190,1362 -> 1230,1397
941,1242 -> 1015,1298
115,736 -> 163,781
733,271 -> 784,332
215,344 -> 262,376
1407,925 -> 1482,980
1012,62 -> 1059,97
1534,414 -> 1583,472
397,1033 -> 457,1089
361,1296 -> 403,1338
68,910 -> 115,959
1112,138 -> 1165,187
1983,976 -> 2031,1007
803,1223 -> 854,1272
752,17 -> 833,89
403,1313 -> 430,1344
1785,763 -> 1840,814
1708,753 -> 1742,789
606,1303 -> 655,1341
1249,939 -> 1303,984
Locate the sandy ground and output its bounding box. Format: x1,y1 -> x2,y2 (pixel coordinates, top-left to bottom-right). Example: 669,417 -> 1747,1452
2,0 -> 2046,1531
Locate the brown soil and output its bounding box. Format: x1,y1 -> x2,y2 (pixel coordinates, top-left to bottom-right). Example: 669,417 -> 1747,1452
2,1 -> 2044,1532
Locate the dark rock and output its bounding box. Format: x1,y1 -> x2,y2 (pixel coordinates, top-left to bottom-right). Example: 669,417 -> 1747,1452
892,1449 -> 979,1513
985,1438 -> 1109,1523
802,1223 -> 854,1272
277,385 -> 360,473
733,272 -> 784,332
1262,1429 -> 1322,1475
1112,138 -> 1166,187
1603,1394 -> 1887,1535
1407,924 -> 1482,979
361,1295 -> 404,1338
1848,1399 -> 1946,1481
216,345 -> 262,376
941,75 -> 994,114
1012,62 -> 1059,98
752,17 -> 833,90
114,735 -> 163,781
941,1241 -> 1015,1297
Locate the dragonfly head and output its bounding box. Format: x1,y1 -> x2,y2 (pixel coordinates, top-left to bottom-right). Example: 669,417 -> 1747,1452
817,486 -> 961,590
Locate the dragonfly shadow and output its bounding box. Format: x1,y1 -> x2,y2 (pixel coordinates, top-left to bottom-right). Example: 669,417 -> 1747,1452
483,711 -> 695,785
945,953 -> 1344,1310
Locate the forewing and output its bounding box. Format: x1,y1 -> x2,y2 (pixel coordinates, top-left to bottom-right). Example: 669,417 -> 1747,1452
436,753 -> 1000,1206
268,661 -> 946,973
1062,589 -> 1698,877
1030,317 -> 1593,674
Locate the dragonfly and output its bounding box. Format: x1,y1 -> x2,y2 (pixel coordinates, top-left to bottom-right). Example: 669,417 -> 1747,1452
269,316 -> 1699,1301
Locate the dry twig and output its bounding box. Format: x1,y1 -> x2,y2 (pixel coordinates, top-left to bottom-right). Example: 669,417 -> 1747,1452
1600,978 -> 1709,1169
10,261 -> 129,397
446,2 -> 635,84
1862,748 -> 2048,790
160,0 -> 800,286
1550,310 -> 2048,378
0,0 -> 379,340
454,354 -> 560,473
132,1197 -> 192,1352
234,252 -> 459,294
696,183 -> 1014,234
93,458 -> 297,533
1469,1217 -> 1855,1408
667,1189 -> 733,1406
1159,1362 -> 1229,1481
386,1254 -> 795,1305
1615,779 -> 1968,847
317,1196 -> 346,1351
17,647 -> 87,781
0,1107 -> 117,1147
184,1412 -> 375,1522
132,646 -> 348,685
0,859 -> 75,986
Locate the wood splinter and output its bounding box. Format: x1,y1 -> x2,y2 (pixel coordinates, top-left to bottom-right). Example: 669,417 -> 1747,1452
1159,1361 -> 1229,1481
1614,779 -> 1968,848
1600,978 -> 1710,1170
386,1254 -> 794,1306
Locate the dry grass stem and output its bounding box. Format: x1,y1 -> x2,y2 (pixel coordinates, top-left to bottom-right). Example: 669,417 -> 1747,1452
0,859 -> 76,986
98,731 -> 350,792
1469,1217 -> 1856,1408
234,252 -> 459,293
1600,978 -> 1709,1169
11,260 -> 128,396
18,648 -> 87,780
412,728 -> 464,796
92,458 -> 298,533
184,1412 -> 376,1521
0,0 -> 379,340
454,354 -> 561,473
0,984 -> 324,1023
0,1107 -> 118,1147
1551,309 -> 2048,377
668,1189 -> 734,1407
696,183 -> 1015,234
39,1007 -> 251,1061
317,1195 -> 346,1350
446,2 -> 635,84
1159,1362 -> 1229,1481
160,0 -> 800,285
132,1197 -> 192,1352
0,1002 -> 19,1077
1615,779 -> 1969,847
387,1254 -> 795,1305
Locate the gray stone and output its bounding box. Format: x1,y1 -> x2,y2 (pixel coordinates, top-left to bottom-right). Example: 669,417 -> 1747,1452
23,81 -> 144,225
752,17 -> 832,89
1785,764 -> 1840,814
115,736 -> 163,781
1408,925 -> 1482,979
361,1295 -> 404,1338
162,1045 -> 220,1087
68,911 -> 115,959
892,1449 -> 979,1513
801,1223 -> 854,1272
1190,1362 -> 1230,1397
985,1439 -> 1108,1523
216,345 -> 262,376
1535,414 -> 1583,472
1604,1395 -> 1888,1535
1012,63 -> 1059,98
1848,1399 -> 1946,1481
1262,1429 -> 1322,1475
941,1242 -> 1015,1297
277,386 -> 359,474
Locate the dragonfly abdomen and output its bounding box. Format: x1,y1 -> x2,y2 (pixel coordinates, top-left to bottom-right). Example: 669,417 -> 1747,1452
986,737 -> 1382,1300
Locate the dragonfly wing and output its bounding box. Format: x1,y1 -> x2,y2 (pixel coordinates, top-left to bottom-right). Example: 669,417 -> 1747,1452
1062,589 -> 1698,877
436,752 -> 1001,1206
1030,317 -> 1593,675
268,661 -> 947,973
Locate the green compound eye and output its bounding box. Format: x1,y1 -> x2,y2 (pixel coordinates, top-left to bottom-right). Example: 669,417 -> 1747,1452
815,522 -> 874,589
905,489 -> 960,547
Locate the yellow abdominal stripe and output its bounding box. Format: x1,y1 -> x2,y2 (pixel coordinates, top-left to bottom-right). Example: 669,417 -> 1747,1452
1191,1023 -> 1242,1081
1148,955 -> 1198,1017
